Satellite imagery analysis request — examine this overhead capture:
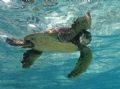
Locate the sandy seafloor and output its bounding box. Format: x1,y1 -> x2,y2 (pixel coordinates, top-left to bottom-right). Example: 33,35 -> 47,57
0,0 -> 120,89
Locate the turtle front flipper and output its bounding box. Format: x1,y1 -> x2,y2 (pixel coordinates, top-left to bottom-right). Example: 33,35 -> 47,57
21,49 -> 42,68
68,46 -> 92,78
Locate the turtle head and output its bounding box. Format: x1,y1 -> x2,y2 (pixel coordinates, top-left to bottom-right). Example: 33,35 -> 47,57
71,12 -> 91,34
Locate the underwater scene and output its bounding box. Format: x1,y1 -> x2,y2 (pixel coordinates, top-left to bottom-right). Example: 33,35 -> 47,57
0,0 -> 120,89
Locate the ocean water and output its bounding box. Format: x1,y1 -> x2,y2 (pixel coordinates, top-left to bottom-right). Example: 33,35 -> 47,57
0,0 -> 120,89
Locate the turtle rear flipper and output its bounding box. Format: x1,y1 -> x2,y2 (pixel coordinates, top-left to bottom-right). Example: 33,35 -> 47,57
21,49 -> 42,68
68,46 -> 92,78
6,38 -> 25,46
6,38 -> 34,48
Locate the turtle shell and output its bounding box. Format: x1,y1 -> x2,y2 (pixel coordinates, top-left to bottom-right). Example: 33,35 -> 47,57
24,32 -> 78,52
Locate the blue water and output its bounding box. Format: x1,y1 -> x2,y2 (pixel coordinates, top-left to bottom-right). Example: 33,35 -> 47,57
0,0 -> 120,89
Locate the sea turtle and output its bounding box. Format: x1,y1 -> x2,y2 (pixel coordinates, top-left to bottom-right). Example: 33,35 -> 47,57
6,12 -> 92,78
